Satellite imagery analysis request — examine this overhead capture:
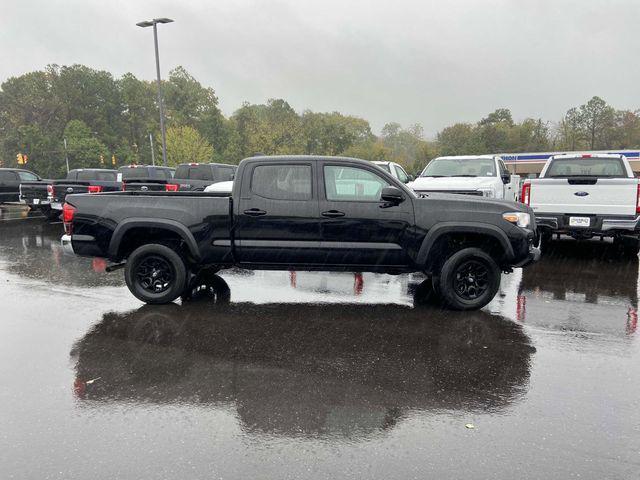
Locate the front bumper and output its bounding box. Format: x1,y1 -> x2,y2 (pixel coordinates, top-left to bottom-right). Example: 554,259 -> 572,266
536,213 -> 640,234
514,244 -> 541,268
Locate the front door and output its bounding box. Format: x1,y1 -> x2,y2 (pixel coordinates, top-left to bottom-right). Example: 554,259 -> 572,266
318,162 -> 414,267
0,171 -> 19,202
234,161 -> 322,265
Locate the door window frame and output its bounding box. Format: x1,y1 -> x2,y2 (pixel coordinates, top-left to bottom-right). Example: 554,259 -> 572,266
320,162 -> 396,203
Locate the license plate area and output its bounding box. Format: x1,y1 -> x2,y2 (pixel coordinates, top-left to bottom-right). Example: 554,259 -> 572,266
569,216 -> 591,227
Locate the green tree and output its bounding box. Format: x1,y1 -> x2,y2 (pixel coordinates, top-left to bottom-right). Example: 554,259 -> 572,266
63,120 -> 109,170
578,96 -> 616,149
165,125 -> 214,166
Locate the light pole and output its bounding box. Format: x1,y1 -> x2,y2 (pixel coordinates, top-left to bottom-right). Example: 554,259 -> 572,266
136,17 -> 173,167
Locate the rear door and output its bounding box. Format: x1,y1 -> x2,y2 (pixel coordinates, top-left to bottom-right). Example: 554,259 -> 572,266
318,161 -> 414,267
234,161 -> 322,265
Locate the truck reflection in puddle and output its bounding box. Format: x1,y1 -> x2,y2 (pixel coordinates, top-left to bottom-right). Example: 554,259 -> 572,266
71,276 -> 534,440
517,240 -> 638,337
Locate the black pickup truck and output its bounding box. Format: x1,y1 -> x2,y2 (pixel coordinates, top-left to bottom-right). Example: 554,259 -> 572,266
119,165 -> 176,192
172,162 -> 237,191
48,169 -> 121,219
1,168 -> 48,203
61,155 -> 540,310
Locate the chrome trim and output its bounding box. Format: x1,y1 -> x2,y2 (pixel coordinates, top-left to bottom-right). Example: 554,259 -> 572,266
601,216 -> 640,231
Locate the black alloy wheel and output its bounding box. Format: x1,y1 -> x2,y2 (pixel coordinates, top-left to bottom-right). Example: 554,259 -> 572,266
452,260 -> 490,301
135,255 -> 175,294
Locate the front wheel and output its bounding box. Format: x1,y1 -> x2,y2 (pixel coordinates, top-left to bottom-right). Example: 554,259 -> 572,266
437,247 -> 501,311
124,244 -> 188,304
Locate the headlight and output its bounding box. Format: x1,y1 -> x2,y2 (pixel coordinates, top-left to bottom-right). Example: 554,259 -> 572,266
502,212 -> 530,228
478,188 -> 495,198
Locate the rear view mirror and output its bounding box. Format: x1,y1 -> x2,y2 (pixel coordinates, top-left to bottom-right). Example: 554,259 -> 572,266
381,186 -> 404,204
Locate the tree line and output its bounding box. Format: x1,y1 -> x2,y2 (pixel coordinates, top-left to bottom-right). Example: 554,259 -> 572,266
1,64 -> 639,177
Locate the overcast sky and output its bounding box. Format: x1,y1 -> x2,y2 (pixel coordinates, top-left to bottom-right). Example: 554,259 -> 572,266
1,0 -> 638,136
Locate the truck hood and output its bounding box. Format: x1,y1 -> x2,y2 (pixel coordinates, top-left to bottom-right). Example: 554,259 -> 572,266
408,176 -> 496,191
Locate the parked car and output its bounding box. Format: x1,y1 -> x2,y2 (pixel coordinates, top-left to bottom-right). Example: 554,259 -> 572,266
0,168 -> 48,204
61,155 -> 539,310
408,155 -> 520,201
19,175 -> 58,219
118,165 -> 176,192
371,161 -> 413,184
47,169 -> 121,219
173,163 -> 237,191
204,181 -> 233,194
522,153 -> 640,254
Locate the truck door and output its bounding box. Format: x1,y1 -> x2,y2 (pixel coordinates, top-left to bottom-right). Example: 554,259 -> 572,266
234,161 -> 322,265
318,162 -> 414,267
0,171 -> 19,202
498,159 -> 515,200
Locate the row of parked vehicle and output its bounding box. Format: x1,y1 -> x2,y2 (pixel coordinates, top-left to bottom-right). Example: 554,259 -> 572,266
4,151 -> 637,311
0,162 -> 237,220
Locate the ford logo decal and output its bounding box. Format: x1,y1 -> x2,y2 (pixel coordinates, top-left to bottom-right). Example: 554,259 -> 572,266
574,191 -> 589,197
66,187 -> 73,193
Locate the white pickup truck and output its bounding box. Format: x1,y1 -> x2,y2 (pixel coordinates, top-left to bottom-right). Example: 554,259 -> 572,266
522,153 -> 640,253
408,155 -> 520,201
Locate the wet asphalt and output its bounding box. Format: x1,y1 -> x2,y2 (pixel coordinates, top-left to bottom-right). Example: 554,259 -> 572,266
0,205 -> 638,479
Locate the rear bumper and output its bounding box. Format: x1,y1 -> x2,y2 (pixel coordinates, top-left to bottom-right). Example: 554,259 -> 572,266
536,213 -> 640,234
61,234 -> 74,255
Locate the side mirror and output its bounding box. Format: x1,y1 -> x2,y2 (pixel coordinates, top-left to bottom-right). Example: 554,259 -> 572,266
501,174 -> 510,184
381,186 -> 405,204
406,175 -> 414,183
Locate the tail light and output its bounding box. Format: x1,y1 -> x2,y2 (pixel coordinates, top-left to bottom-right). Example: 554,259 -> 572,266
63,203 -> 77,235
521,181 -> 531,205
87,185 -> 103,194
121,181 -> 126,191
47,184 -> 53,196
165,184 -> 179,192
636,184 -> 640,214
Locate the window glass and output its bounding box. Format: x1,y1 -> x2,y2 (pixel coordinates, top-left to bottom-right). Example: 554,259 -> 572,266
0,171 -> 17,182
251,164 -> 312,200
77,170 -> 117,181
218,167 -> 235,181
119,167 -> 150,180
373,162 -> 391,173
421,158 -> 496,177
324,165 -> 389,201
394,165 -> 409,183
18,171 -> 38,181
498,160 -> 509,176
546,157 -> 626,178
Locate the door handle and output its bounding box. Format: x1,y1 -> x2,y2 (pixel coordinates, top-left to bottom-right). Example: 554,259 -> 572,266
243,208 -> 267,217
322,210 -> 345,218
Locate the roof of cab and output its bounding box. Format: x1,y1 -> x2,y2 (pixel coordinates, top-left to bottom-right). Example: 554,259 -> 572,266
242,155 -> 373,165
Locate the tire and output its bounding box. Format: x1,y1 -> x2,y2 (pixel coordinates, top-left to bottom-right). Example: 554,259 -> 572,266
437,247 -> 501,311
124,244 -> 188,304
413,278 -> 442,307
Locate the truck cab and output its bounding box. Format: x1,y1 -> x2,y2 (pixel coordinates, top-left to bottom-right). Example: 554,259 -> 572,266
408,155 -> 519,201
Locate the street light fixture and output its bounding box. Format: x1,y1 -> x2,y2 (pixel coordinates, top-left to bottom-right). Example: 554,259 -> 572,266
136,17 -> 174,167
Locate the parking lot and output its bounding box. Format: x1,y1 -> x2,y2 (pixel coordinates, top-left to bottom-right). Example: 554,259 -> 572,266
0,204 -> 638,479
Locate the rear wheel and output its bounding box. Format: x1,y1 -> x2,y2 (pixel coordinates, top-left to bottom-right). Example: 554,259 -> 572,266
124,244 -> 187,304
438,247 -> 501,311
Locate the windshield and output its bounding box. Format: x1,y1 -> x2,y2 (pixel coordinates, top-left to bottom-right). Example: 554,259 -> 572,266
421,158 -> 496,177
545,157 -> 627,178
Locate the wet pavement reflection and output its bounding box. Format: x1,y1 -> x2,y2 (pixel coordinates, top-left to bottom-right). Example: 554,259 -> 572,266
0,209 -> 639,479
